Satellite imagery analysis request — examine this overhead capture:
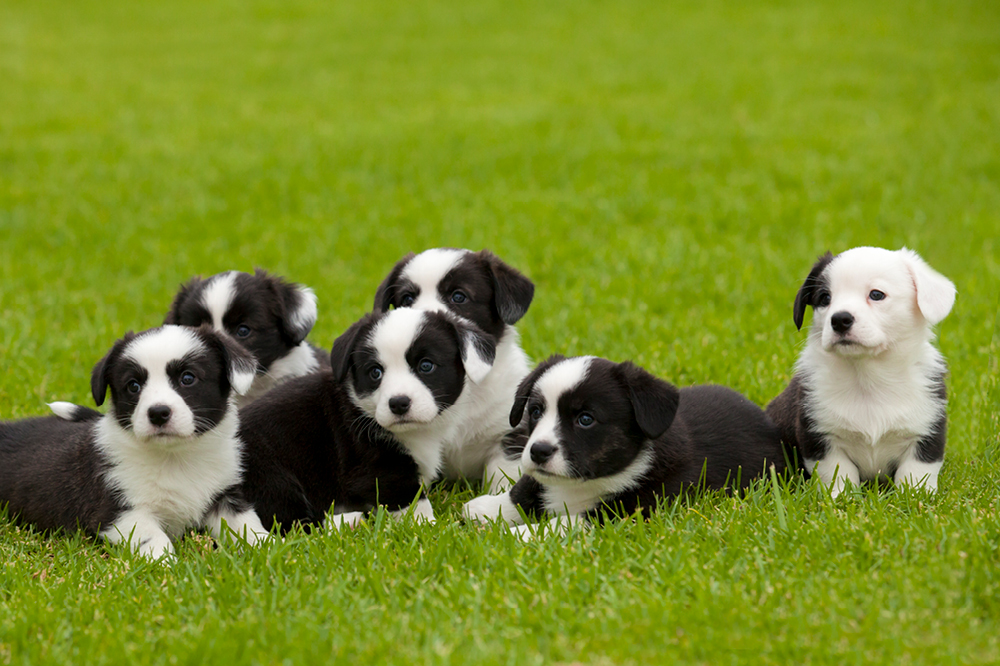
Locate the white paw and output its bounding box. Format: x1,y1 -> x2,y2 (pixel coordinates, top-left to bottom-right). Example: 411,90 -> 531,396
463,492 -> 517,525
137,534 -> 175,560
326,511 -> 366,531
510,524 -> 536,541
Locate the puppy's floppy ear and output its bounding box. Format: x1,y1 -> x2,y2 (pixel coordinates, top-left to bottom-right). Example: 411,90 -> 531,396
450,318 -> 497,385
615,361 -> 679,440
90,334 -> 134,407
330,314 -> 376,383
478,250 -> 534,325
373,253 -> 416,313
793,251 -> 835,330
257,269 -> 318,347
163,276 -> 204,324
898,248 -> 956,325
197,326 -> 259,396
509,355 -> 566,428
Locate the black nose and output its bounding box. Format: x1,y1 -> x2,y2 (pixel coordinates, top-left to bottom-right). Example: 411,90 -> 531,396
530,441 -> 557,464
831,311 -> 854,333
148,405 -> 172,426
388,395 -> 411,416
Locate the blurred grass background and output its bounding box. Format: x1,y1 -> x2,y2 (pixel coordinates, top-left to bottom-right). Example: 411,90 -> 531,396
1,0 -> 998,663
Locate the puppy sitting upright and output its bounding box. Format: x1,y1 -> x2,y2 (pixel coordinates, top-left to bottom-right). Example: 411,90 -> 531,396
1,326 -> 268,559
463,356 -> 785,536
374,248 -> 534,491
239,307 -> 496,532
766,247 -> 956,496
165,269 -> 328,405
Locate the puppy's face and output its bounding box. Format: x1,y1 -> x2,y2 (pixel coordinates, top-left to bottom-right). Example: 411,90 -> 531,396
510,357 -> 678,482
373,248 -> 534,341
793,247 -> 956,357
165,270 -> 318,371
332,309 -> 496,433
92,326 -> 256,442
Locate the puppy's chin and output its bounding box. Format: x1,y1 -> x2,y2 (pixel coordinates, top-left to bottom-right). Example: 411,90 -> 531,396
524,461 -> 580,485
132,427 -> 197,444
377,416 -> 435,433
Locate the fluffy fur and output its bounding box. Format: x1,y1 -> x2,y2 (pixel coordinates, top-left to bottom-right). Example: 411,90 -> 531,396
766,246 -> 956,496
0,326 -> 268,559
373,248 -> 535,491
165,269 -> 328,405
239,308 -> 497,532
464,355 -> 785,537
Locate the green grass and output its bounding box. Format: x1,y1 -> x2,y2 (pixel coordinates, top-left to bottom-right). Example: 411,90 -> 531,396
2,0 -> 999,663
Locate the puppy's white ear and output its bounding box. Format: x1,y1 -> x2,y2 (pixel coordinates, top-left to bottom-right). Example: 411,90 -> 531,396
229,358 -> 258,396
197,326 -> 259,397
458,324 -> 497,385
899,248 -> 956,325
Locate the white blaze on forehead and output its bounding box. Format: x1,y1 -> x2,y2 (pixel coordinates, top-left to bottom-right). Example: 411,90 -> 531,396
526,356 -> 595,446
124,326 -> 205,367
368,308 -> 426,358
199,271 -> 238,330
401,248 -> 469,312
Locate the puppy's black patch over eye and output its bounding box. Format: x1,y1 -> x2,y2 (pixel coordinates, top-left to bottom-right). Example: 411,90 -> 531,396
400,294 -> 416,307
451,291 -> 468,304
126,379 -> 142,394
869,290 -> 886,301
577,413 -> 595,428
418,359 -> 435,374
180,371 -> 197,387
236,325 -> 251,338
529,405 -> 543,422
816,291 -> 832,307
369,366 -> 384,382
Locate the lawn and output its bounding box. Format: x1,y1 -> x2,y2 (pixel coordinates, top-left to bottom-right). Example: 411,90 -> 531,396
1,0 -> 999,663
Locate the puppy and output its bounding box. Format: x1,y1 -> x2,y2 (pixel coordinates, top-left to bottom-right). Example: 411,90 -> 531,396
2,326 -> 269,559
463,355 -> 785,537
374,248 -> 534,491
165,269 -> 328,405
766,247 -> 956,496
239,307 -> 497,532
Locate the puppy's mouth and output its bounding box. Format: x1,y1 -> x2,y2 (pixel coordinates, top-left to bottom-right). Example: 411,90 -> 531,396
380,416 -> 434,432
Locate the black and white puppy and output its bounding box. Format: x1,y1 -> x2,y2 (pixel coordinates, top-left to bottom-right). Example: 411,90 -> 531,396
374,248 -> 534,491
239,307 -> 496,532
3,326 -> 268,559
766,246 -> 956,496
463,355 -> 785,538
165,269 -> 328,405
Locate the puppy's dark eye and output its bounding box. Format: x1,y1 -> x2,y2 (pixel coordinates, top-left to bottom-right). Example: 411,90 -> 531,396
126,380 -> 142,394
180,372 -> 197,387
529,405 -> 543,422
236,325 -> 251,338
418,359 -> 435,374
816,292 -> 832,308
869,290 -> 886,301
577,413 -> 595,427
400,294 -> 416,307
369,367 -> 383,382
451,291 -> 468,304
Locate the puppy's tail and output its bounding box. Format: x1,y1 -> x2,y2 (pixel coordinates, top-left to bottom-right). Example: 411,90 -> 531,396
47,402 -> 103,423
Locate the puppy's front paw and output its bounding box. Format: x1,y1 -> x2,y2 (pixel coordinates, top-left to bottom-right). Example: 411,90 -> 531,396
137,534 -> 175,561
509,524 -> 536,541
326,511 -> 366,531
463,492 -> 517,525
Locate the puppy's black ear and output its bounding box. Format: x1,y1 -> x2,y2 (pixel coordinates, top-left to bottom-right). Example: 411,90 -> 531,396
449,317 -> 497,385
509,355 -> 566,428
197,326 -> 259,397
615,361 -> 679,440
373,253 -> 416,313
479,250 -> 534,325
330,314 -> 376,383
90,334 -> 134,407
258,269 -> 319,347
792,251 -> 834,330
164,276 -> 203,324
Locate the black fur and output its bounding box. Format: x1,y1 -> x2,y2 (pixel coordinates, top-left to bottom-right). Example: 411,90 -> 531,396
792,251 -> 834,330
507,357 -> 786,520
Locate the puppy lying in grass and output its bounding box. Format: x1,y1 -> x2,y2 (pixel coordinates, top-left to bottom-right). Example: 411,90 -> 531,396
463,355 -> 786,538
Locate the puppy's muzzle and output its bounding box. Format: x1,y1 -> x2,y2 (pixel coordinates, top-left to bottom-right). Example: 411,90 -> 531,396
529,441 -> 557,464
830,311 -> 854,334
147,405 -> 172,427
388,395 -> 411,416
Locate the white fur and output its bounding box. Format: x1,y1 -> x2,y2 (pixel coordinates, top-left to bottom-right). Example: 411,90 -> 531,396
797,246 -> 953,496
123,327 -> 205,439
400,248 -> 468,314
47,402 -> 80,421
463,491 -> 520,524
200,271 -> 238,331
238,342 -> 320,406
520,356 -> 594,478
289,286 -> 319,338
204,505 -> 270,546
538,447 -> 655,516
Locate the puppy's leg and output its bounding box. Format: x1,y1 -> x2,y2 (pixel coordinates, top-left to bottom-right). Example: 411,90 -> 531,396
326,511 -> 367,530
103,509 -> 174,560
894,454 -> 942,493
510,513 -> 586,541
463,491 -> 523,525
482,451 -> 522,493
206,507 -> 271,546
388,497 -> 436,524
807,449 -> 861,498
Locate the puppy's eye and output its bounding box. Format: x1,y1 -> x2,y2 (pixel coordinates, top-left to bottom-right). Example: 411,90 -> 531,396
369,367 -> 383,382
236,325 -> 251,338
451,291 -> 468,304
400,294 -> 416,307
418,359 -> 435,374
577,413 -> 595,428
126,380 -> 142,394
529,405 -> 543,422
816,292 -> 832,307
180,372 -> 197,387
869,290 -> 886,301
